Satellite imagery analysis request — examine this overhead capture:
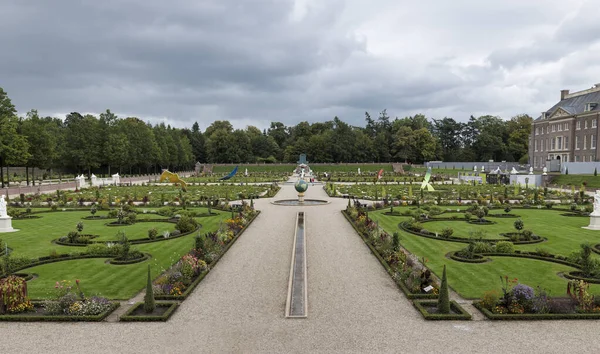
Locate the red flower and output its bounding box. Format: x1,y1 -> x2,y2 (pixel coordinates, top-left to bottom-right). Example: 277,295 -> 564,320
76,279 -> 80,285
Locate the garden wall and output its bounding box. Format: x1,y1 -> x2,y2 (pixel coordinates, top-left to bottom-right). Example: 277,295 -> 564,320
560,162 -> 600,175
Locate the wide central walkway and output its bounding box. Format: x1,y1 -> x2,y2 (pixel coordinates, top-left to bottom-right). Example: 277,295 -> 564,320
1,180 -> 600,353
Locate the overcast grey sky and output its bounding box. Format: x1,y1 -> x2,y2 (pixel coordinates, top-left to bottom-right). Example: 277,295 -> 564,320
1,0 -> 599,131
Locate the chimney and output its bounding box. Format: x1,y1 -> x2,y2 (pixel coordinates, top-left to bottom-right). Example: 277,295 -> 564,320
561,89 -> 570,100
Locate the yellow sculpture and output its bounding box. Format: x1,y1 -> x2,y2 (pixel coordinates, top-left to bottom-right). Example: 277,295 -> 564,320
159,170 -> 187,191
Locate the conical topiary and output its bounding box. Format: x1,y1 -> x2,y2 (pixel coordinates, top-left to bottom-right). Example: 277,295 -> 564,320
144,264 -> 155,313
438,265 -> 450,314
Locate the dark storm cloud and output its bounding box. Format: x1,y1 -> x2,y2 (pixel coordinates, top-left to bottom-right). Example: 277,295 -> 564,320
0,0 -> 599,130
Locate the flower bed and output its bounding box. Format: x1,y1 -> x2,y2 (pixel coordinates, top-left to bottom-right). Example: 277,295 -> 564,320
473,301 -> 600,320
342,210 -> 437,301
119,302 -> 179,322
474,277 -> 600,320
0,277 -> 119,321
0,302 -> 119,322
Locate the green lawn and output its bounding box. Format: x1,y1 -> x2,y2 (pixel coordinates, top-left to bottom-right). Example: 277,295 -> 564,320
3,208 -> 227,299
369,208 -> 600,299
549,174 -> 600,189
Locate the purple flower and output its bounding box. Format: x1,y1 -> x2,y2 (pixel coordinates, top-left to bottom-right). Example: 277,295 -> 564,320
513,284 -> 534,302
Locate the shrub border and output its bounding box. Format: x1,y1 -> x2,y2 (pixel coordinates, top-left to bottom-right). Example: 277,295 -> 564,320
342,211 -> 437,300
412,300 -> 472,320
447,251 -> 489,263
0,302 -> 119,322
108,252 -> 152,265
119,302 -> 179,322
473,301 -> 600,320
398,221 -> 545,245
52,225 -> 201,246
155,210 -> 261,301
562,271 -> 600,284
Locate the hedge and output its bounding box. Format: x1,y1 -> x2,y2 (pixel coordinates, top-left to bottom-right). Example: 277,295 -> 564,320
0,302 -> 119,322
342,211 -> 437,300
398,222 -> 545,245
447,251 -> 489,263
108,253 -> 152,265
412,300 -> 471,320
51,224 -> 201,246
473,301 -> 600,320
562,271 -> 600,284
119,302 -> 179,322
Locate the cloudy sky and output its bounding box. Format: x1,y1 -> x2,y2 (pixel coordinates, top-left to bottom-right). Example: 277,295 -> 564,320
1,0 -> 599,131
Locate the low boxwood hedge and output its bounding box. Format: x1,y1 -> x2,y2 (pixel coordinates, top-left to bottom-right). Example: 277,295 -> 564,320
562,271 -> 600,284
447,251 -> 489,263
108,253 -> 152,265
412,300 -> 471,320
119,302 -> 179,322
0,302 -> 119,322
473,301 -> 600,320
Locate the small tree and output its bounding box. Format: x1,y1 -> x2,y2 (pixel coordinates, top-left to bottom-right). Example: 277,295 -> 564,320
392,232 -> 400,251
144,264 -> 155,313
504,205 -> 512,214
90,204 -> 97,216
514,219 -> 524,233
566,168 -> 569,175
76,221 -> 84,233
438,265 -> 450,314
595,168 -> 598,177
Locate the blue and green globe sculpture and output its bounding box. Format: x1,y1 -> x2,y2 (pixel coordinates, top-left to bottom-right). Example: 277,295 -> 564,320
295,179 -> 309,202
294,179 -> 309,193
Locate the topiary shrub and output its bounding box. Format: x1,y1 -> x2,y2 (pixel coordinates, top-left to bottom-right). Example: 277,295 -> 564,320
438,265 -> 450,314
495,241 -> 514,254
175,215 -> 198,234
144,264 -> 155,313
514,219 -> 524,233
148,228 -> 158,240
472,241 -> 493,254
441,227 -> 454,238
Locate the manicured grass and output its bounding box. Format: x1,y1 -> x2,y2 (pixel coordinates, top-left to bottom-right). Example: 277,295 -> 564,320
550,174 -> 600,189
369,208 -> 600,299
4,209 -> 226,299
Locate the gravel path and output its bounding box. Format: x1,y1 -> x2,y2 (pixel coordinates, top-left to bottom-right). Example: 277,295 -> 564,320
2,179 -> 600,353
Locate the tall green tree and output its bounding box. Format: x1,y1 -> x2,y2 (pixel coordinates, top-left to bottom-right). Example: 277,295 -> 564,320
0,88 -> 30,187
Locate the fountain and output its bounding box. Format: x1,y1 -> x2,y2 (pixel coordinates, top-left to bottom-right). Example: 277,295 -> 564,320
272,164 -> 328,206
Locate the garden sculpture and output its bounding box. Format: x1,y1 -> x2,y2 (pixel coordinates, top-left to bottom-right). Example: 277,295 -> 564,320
0,195 -> 6,217
420,167 -> 435,191
159,170 -> 188,192
220,166 -> 238,181
594,190 -> 600,216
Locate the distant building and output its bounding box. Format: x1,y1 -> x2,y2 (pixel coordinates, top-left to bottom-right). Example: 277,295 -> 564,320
530,84 -> 600,168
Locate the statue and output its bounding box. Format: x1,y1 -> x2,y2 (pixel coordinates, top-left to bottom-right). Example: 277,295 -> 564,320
474,166 -> 477,172
594,190 -> 600,216
358,168 -> 361,175
529,167 -> 534,175
510,167 -> 518,175
0,195 -> 6,218
542,167 -> 547,176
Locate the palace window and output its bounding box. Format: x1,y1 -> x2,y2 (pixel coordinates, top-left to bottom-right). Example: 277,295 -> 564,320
577,121 -> 581,130
593,120 -> 597,128
576,136 -> 580,149
592,135 -> 596,149
565,136 -> 569,149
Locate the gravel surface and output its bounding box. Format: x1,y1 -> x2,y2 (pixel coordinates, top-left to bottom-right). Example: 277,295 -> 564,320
2,178 -> 600,353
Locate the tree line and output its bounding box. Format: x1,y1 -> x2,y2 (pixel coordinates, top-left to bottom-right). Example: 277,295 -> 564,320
0,87 -> 532,186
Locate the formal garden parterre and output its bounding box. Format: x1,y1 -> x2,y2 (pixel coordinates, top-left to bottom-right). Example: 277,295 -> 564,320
0,185 -> 262,321
339,183 -> 600,319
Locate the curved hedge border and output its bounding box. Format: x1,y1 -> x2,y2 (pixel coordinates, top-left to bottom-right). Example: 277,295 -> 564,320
342,211 -> 437,300
0,302 -> 119,322
487,213 -> 519,218
466,220 -> 496,225
473,301 -> 600,320
108,253 -> 152,265
562,271 -> 600,284
0,254 -> 117,277
52,225 -> 201,247
412,300 -> 471,320
12,215 -> 42,220
592,244 -> 600,256
14,273 -> 35,281
119,302 -> 179,322
398,221 -> 545,245
154,211 -> 261,301
447,251 -> 489,263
